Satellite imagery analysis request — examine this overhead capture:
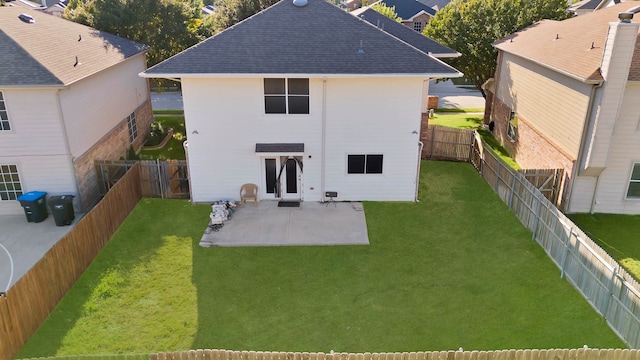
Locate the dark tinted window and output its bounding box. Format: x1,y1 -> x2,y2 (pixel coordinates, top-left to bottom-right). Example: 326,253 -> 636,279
366,155 -> 383,174
348,155 -> 366,174
264,78 -> 285,94
288,79 -> 309,95
265,96 -> 286,114
265,159 -> 277,194
288,96 -> 309,114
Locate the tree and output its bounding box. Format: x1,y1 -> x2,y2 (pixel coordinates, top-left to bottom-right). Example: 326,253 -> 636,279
424,0 -> 572,97
64,0 -> 215,67
211,0 -> 279,32
371,3 -> 402,22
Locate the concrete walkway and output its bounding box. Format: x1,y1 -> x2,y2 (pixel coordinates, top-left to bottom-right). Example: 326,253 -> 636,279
0,214 -> 78,292
200,201 -> 369,247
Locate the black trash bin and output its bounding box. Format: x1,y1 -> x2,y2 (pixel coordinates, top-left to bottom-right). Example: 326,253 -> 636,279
16,191 -> 48,223
48,195 -> 75,226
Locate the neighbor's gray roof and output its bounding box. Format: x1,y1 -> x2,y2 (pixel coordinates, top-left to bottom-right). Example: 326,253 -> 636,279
352,8 -> 458,57
380,0 -> 436,20
0,5 -> 148,86
144,0 -> 460,77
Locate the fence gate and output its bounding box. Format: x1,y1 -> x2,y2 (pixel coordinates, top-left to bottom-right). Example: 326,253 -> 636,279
96,159 -> 189,199
518,168 -> 564,207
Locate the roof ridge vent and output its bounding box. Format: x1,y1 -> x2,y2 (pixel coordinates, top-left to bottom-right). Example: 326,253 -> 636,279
293,0 -> 308,7
18,13 -> 35,24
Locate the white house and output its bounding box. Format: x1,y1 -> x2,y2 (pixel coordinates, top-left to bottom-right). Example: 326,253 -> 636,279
0,5 -> 153,215
142,0 -> 461,204
488,3 -> 640,214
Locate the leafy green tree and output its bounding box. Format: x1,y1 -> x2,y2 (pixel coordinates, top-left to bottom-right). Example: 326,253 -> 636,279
424,0 -> 572,97
211,0 -> 279,32
371,3 -> 402,22
64,0 -> 215,67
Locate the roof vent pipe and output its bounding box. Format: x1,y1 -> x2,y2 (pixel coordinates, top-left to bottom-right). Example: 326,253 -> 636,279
293,0 -> 308,7
619,12 -> 633,23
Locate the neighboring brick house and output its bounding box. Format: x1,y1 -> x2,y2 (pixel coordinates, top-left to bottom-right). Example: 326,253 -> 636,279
0,5 -> 153,215
487,3 -> 640,214
379,0 -> 436,32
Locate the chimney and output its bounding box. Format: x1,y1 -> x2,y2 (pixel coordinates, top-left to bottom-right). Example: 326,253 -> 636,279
581,11 -> 639,175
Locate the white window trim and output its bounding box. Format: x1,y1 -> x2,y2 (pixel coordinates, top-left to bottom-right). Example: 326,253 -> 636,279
127,112 -> 137,143
0,91 -> 12,132
0,164 -> 23,201
506,110 -> 517,142
625,162 -> 640,200
264,78 -> 310,115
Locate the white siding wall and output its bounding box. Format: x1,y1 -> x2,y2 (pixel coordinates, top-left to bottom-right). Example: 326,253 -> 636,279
496,53 -> 592,157
568,176 -> 597,213
182,77 -> 323,202
589,83 -> 640,214
0,89 -> 76,215
59,53 -> 149,158
324,78 -> 423,201
182,76 -> 424,203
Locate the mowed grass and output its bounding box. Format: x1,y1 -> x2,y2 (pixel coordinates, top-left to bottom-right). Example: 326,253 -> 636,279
569,213 -> 640,281
17,161 -> 624,357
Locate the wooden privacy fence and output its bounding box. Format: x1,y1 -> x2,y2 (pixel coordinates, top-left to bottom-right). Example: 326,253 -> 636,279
0,164 -> 143,360
96,159 -> 189,199
152,349 -> 640,360
422,125 -> 640,348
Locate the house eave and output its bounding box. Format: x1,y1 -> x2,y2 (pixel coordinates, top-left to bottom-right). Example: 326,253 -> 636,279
139,72 -> 464,79
0,84 -> 66,89
495,47 -> 603,84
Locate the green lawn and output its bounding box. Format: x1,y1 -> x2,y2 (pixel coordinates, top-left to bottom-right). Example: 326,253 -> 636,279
138,115 -> 186,160
17,161 -> 624,357
568,213 -> 640,281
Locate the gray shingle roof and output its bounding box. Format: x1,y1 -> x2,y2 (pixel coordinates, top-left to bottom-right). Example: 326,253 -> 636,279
353,8 -> 458,57
0,5 -> 148,86
144,0 -> 460,77
256,143 -> 305,152
380,0 -> 436,20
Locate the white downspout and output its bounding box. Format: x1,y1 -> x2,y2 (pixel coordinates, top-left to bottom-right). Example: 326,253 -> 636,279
321,77 -> 327,202
415,141 -> 424,202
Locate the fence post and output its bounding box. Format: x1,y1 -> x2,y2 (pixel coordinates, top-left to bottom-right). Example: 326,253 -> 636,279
603,267 -> 618,318
430,126 -> 436,159
156,159 -> 165,199
560,226 -> 574,278
494,160 -> 501,191
531,192 -> 543,241
508,175 -> 517,209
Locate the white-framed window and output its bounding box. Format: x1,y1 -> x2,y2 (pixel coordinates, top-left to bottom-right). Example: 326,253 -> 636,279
0,91 -> 11,131
0,164 -> 22,201
413,21 -> 423,32
626,163 -> 640,199
127,112 -> 137,142
507,111 -> 518,141
264,78 -> 309,114
347,154 -> 384,174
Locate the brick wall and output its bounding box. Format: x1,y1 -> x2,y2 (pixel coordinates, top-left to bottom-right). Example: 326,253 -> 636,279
490,96 -> 576,208
73,100 -> 153,211
420,112 -> 429,158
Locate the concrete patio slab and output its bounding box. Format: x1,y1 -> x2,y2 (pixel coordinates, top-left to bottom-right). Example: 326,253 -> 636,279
199,201 -> 369,247
0,214 -> 79,292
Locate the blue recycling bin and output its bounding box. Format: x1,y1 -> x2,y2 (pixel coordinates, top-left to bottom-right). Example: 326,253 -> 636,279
16,191 -> 48,223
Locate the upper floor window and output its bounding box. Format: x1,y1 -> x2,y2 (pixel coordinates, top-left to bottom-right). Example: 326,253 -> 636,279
348,154 -> 384,174
0,164 -> 22,201
413,22 -> 423,32
264,78 -> 309,114
127,112 -> 137,142
0,91 -> 11,131
507,111 -> 518,141
626,163 -> 640,199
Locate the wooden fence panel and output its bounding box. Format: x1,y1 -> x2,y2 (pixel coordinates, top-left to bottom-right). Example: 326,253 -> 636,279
96,160 -> 189,199
0,165 -> 142,360
152,350 -> 640,360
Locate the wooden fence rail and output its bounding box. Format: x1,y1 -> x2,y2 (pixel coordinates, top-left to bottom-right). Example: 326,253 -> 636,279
152,349 -> 640,360
0,165 -> 143,360
421,125 -> 640,348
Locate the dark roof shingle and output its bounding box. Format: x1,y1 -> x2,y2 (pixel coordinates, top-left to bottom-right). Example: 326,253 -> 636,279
380,0 -> 436,20
353,8 -> 458,57
144,0 -> 460,77
0,5 -> 148,86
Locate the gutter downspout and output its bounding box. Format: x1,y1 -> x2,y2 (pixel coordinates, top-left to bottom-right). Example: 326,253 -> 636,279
415,141 -> 424,202
571,81 -> 603,213
56,89 -> 82,209
321,77 -> 327,202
